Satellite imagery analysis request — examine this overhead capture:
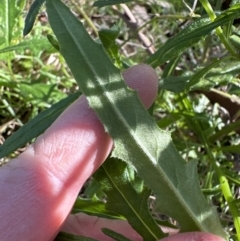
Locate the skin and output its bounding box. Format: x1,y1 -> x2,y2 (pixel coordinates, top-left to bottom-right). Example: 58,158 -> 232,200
0,64 -> 225,241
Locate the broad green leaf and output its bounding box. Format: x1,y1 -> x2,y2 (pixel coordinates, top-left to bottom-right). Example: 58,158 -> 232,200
23,0 -> 46,36
72,198 -> 123,220
93,0 -> 134,7
146,7 -> 240,68
55,232 -> 99,241
94,158 -> 165,240
101,228 -> 132,241
0,0 -> 25,45
46,0 -> 226,238
0,93 -> 80,159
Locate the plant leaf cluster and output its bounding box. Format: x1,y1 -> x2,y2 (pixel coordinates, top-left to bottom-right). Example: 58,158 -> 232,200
2,0 -> 240,240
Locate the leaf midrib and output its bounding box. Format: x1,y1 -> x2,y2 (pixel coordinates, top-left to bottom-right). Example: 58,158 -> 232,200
103,165 -> 159,240
49,0 -> 207,233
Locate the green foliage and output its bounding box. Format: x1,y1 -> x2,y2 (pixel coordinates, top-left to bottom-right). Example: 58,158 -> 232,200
93,0 -> 134,7
101,228 -> 133,241
0,0 -> 25,45
0,92 -> 80,159
2,0 -> 240,240
23,0 -> 46,36
146,6 -> 240,68
56,232 -> 98,241
46,0 -> 226,238
72,197 -> 124,219
95,158 -> 165,240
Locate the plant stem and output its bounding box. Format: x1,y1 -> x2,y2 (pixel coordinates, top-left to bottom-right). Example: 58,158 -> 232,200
180,94 -> 240,240
199,0 -> 238,57
70,0 -> 98,37
204,140 -> 240,241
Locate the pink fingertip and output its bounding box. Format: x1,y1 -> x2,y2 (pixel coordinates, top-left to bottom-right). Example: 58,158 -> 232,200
123,64 -> 158,109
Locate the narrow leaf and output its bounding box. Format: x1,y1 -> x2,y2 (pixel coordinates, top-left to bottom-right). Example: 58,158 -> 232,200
160,76 -> 189,93
93,0 -> 134,7
47,34 -> 60,51
209,120 -> 240,142
217,144 -> 240,153
23,0 -> 46,36
0,38 -> 51,54
72,198 -> 123,220
94,158 -> 165,240
161,58 -> 240,92
101,228 -> 133,241
185,57 -> 231,90
46,0 -> 226,238
0,93 -> 80,159
55,232 -> 99,241
146,8 -> 240,68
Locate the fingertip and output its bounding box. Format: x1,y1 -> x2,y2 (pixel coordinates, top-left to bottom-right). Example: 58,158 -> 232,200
122,64 -> 158,109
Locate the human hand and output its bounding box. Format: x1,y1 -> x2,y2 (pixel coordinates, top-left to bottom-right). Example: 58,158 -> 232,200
0,64 -> 225,241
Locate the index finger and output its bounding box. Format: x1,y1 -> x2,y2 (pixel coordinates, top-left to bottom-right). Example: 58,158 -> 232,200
0,64 -> 158,241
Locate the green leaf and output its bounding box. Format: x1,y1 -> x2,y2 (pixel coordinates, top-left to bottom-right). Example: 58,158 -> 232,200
217,144 -> 240,154
230,34 -> 240,50
19,82 -> 63,101
0,38 -> 52,54
99,26 -> 119,49
47,34 -> 60,51
0,93 -> 80,159
162,56 -> 181,78
94,158 -> 165,240
55,232 -> 99,241
101,228 -> 133,241
160,76 -> 189,93
185,57 -> 231,91
93,0 -> 134,7
161,58 -> 240,92
209,120 -> 240,142
0,0 -> 25,45
46,0 -> 226,238
23,0 -> 46,36
98,25 -> 122,68
146,8 -> 240,68
72,198 -> 123,220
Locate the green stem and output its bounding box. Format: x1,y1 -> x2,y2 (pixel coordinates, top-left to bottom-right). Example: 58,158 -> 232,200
199,0 -> 238,57
70,0 -> 98,37
204,143 -> 240,241
180,94 -> 240,240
